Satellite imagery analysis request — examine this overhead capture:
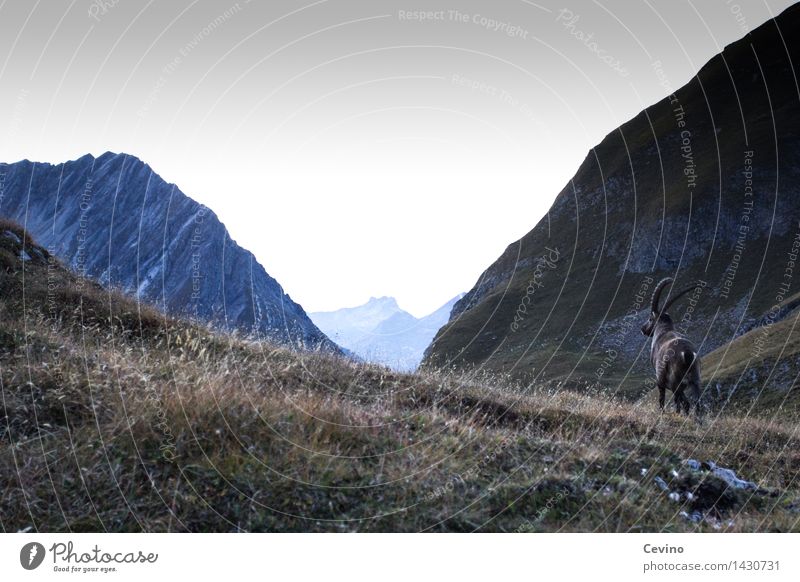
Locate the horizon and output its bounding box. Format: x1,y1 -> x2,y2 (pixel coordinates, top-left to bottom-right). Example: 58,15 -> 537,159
0,0 -> 795,317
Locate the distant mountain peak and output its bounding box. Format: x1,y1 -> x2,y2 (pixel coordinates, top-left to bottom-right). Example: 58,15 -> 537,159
311,293 -> 465,371
367,296 -> 398,306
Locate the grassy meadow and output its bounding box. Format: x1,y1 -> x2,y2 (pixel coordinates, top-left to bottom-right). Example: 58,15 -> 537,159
1,220 -> 799,532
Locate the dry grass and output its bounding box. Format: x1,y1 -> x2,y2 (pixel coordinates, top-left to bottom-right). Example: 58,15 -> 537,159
2,219 -> 799,532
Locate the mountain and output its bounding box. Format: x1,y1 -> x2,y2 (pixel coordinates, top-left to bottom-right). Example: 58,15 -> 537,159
0,152 -> 335,351
423,4 -> 800,402
311,294 -> 463,371
311,296 -> 404,348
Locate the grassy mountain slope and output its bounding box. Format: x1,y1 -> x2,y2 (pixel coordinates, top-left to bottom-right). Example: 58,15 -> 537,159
2,219 -> 799,532
423,4 -> 800,402
703,296 -> 800,413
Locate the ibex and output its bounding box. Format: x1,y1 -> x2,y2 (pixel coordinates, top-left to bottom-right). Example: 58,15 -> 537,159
641,278 -> 702,416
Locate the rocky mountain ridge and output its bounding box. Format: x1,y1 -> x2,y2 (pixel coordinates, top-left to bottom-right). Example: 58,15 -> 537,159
0,151 -> 335,350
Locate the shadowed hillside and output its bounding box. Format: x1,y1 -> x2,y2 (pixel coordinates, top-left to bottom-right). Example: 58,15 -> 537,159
423,4 -> 800,404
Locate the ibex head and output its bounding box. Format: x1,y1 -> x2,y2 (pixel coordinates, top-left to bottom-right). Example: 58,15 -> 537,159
641,278 -> 695,337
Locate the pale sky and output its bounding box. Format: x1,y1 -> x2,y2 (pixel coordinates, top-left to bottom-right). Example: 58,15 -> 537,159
0,0 -> 795,316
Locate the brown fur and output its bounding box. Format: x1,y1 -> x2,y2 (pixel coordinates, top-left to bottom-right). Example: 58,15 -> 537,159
641,278 -> 702,417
